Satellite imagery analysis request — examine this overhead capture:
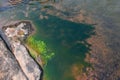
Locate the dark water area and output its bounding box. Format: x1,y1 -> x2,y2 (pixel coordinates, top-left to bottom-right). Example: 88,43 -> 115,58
29,14 -> 95,80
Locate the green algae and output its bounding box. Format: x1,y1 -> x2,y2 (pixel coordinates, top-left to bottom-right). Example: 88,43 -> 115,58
26,36 -> 55,65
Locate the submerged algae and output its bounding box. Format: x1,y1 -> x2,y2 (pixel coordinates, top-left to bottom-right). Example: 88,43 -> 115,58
26,36 -> 55,65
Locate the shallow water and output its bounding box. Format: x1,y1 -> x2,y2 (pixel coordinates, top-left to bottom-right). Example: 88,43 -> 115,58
0,1 -> 95,80
30,14 -> 95,80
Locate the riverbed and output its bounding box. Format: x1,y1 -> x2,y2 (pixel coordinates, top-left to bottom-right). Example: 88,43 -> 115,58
30,14 -> 95,80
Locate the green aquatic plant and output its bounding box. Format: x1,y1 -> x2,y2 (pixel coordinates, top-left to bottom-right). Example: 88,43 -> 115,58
26,36 -> 55,65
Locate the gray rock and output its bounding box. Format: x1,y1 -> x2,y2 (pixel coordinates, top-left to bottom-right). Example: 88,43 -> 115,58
1,21 -> 42,80
0,37 -> 28,80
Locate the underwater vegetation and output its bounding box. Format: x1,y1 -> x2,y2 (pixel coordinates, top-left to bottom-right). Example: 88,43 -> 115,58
26,36 -> 55,65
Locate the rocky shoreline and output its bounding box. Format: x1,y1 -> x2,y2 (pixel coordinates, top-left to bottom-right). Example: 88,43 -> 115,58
0,21 -> 42,80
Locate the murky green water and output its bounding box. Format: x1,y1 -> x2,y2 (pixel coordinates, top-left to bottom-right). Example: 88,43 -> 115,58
0,2 -> 95,80
29,14 -> 95,80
